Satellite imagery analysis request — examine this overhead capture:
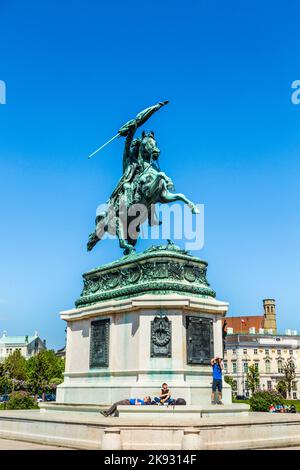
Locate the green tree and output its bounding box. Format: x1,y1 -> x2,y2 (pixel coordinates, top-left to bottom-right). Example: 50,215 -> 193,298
276,380 -> 287,398
224,375 -> 235,397
247,364 -> 260,395
283,358 -> 296,399
4,350 -> 27,381
26,350 -> 64,398
0,362 -> 12,395
224,375 -> 235,387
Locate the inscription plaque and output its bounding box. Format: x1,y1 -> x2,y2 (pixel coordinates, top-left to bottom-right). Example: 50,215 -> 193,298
186,316 -> 213,364
90,318 -> 110,368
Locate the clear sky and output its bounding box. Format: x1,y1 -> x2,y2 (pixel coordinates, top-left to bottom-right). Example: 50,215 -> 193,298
1,0 -> 300,349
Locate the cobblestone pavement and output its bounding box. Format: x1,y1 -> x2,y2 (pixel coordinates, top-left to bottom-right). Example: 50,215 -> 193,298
0,438 -> 72,450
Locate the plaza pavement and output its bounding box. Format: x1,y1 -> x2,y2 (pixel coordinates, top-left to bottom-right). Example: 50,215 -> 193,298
0,438 -> 72,450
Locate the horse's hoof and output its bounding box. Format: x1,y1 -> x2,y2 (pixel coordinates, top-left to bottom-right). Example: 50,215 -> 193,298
124,246 -> 136,256
87,233 -> 99,251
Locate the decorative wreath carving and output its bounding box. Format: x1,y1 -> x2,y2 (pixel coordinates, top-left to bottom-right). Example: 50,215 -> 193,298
151,316 -> 171,347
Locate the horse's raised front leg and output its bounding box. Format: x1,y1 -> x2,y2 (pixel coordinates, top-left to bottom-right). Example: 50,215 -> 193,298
159,188 -> 199,214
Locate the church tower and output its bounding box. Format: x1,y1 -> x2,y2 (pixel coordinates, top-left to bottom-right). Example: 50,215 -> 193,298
263,299 -> 277,333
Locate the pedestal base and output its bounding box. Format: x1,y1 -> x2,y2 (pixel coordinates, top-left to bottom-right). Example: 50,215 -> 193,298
58,247 -> 230,406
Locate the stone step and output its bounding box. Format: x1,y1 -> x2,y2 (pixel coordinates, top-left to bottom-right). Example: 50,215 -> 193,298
39,402 -> 249,418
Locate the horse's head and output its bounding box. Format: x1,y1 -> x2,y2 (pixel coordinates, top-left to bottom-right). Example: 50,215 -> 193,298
139,131 -> 160,164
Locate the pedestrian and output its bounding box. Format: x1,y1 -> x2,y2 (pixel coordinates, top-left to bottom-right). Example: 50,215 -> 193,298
210,356 -> 224,405
269,403 -> 276,412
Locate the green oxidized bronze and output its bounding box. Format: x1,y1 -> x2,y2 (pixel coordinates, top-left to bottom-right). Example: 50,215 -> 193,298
76,243 -> 215,307
87,100 -> 199,255
151,315 -> 172,358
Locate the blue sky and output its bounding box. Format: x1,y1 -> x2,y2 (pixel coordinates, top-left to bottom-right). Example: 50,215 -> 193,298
1,0 -> 300,349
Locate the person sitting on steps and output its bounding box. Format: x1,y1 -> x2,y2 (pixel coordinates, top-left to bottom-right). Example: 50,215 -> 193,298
154,383 -> 174,405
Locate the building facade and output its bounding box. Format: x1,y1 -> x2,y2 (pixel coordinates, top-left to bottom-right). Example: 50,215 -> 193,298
0,331 -> 46,361
224,332 -> 300,398
224,299 -> 299,398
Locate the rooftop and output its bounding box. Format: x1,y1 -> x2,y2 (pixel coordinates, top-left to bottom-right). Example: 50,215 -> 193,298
0,332 -> 39,345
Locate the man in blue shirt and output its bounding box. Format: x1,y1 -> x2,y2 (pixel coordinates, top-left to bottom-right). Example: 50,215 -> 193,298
100,396 -> 151,417
211,357 -> 224,405
129,398 -> 146,405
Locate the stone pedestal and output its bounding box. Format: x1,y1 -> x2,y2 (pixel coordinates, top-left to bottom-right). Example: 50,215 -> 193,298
57,245 -> 231,405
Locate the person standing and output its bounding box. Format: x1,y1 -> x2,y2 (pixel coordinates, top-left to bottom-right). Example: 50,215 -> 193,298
210,357 -> 224,405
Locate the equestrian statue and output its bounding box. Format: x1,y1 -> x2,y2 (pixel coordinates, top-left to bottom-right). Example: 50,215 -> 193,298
87,100 -> 199,255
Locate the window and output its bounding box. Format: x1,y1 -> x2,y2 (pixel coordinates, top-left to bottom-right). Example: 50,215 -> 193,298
289,350 -> 293,355
243,362 -> 248,373
265,349 -> 269,355
293,393 -> 297,399
292,381 -> 297,391
254,349 -> 258,355
232,380 -> 237,391
254,361 -> 259,372
277,350 -> 281,355
232,362 -> 237,374
243,349 -> 247,355
278,360 -> 283,374
265,359 -> 271,373
223,361 -> 227,373
267,381 -> 272,391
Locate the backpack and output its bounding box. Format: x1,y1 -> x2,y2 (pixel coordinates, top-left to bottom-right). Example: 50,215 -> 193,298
174,398 -> 186,405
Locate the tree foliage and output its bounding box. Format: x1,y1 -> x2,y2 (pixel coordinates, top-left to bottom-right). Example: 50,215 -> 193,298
250,390 -> 284,412
276,380 -> 287,398
224,375 -> 236,397
6,391 -> 38,410
4,350 -> 27,381
247,364 -> 260,394
0,349 -> 65,398
26,350 -> 64,395
283,358 -> 296,399
0,361 -> 12,394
